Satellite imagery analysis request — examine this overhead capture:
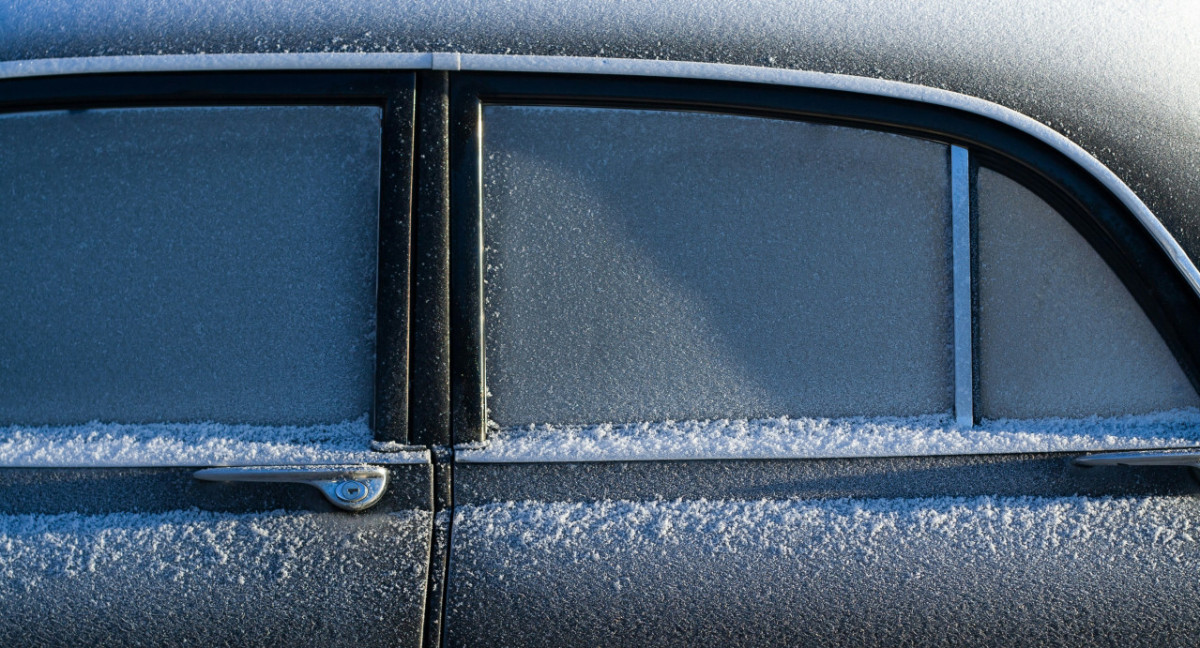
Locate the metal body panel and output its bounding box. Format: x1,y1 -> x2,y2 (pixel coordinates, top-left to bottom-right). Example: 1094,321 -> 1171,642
0,464 -> 434,647
447,455 -> 1200,647
447,495 -> 1200,647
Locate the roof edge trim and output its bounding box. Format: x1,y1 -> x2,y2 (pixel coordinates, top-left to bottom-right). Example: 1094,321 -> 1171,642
3,51 -> 1195,296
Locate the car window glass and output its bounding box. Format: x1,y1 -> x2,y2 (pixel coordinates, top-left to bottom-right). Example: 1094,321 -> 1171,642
0,105 -> 381,425
482,105 -> 953,426
976,166 -> 1199,418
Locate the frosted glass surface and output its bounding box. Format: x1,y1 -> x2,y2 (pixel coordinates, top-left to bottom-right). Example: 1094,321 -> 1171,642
0,106 -> 381,425
483,106 -> 953,426
977,168 -> 1199,418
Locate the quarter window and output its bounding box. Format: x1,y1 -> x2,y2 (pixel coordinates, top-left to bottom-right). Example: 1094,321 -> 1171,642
976,167 -> 1199,417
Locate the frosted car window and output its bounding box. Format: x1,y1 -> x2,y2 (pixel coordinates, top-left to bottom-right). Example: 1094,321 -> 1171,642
482,106 -> 952,426
0,106 -> 381,425
977,167 -> 1199,418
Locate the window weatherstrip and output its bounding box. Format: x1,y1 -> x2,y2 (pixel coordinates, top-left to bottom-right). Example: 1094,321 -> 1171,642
952,146 -> 974,427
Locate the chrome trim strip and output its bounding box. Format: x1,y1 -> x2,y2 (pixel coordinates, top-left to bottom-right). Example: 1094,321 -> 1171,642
0,454 -> 432,468
952,146 -> 973,428
451,444 -> 1200,463
2,51 -> 1196,299
1074,449 -> 1200,467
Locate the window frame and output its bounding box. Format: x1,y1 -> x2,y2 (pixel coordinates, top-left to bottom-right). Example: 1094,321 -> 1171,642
449,72 -> 1200,443
3,68 -> 1195,446
0,71 -> 417,444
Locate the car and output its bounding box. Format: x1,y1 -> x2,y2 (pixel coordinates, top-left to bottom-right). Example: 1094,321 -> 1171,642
2,1 -> 1200,646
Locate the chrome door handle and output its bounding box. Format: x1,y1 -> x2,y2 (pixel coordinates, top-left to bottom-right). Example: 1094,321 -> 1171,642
1073,449 -> 1200,468
194,465 -> 389,512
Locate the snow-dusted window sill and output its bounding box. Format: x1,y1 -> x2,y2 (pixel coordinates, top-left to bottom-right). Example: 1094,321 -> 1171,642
0,417 -> 428,468
458,409 -> 1200,463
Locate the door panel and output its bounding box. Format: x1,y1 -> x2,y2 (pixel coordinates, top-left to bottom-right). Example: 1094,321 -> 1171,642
443,73 -> 1200,648
446,457 -> 1200,647
0,72 -> 431,647
0,465 -> 432,647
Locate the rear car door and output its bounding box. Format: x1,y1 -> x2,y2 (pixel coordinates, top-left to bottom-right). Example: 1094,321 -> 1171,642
0,72 -> 435,647
440,73 -> 1200,647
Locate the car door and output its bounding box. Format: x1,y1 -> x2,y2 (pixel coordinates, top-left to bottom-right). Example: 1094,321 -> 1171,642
439,73 -> 1200,647
0,72 -> 437,647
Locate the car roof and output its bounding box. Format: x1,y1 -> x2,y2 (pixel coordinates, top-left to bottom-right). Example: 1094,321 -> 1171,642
2,0 -> 1197,265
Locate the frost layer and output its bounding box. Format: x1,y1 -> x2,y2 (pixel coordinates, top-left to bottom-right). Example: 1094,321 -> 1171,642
0,509 -> 432,647
463,409 -> 1200,462
0,417 -> 426,467
456,495 -> 1200,558
448,495 -> 1200,647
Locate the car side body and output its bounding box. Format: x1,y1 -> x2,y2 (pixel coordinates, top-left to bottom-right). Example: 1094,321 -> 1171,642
2,2 -> 1200,647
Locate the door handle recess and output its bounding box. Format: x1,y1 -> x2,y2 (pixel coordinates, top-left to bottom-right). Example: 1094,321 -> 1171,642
1074,449 -> 1200,468
194,465 -> 389,512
